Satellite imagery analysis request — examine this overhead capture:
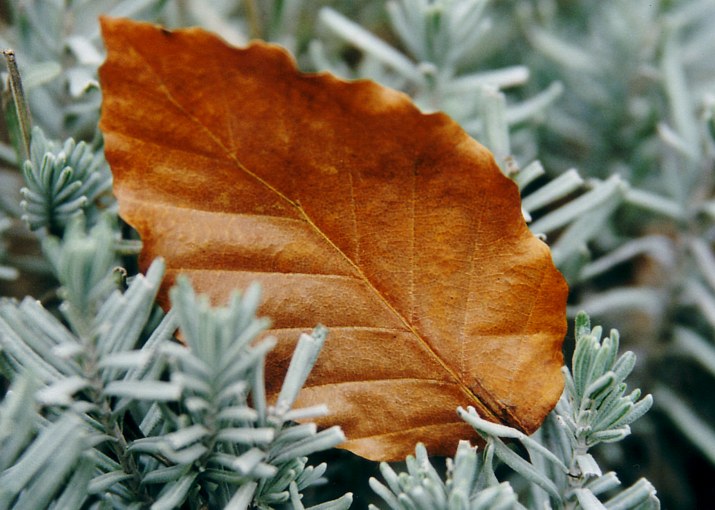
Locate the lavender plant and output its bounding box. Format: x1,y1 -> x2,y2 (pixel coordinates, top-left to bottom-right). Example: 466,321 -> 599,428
0,217 -> 351,509
1,0 -> 710,508
370,313 -> 658,510
518,2 -> 715,504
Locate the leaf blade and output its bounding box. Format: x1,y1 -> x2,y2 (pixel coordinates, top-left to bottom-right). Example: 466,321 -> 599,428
99,17 -> 568,461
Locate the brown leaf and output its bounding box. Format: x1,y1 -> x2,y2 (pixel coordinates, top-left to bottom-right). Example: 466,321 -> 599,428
99,17 -> 568,462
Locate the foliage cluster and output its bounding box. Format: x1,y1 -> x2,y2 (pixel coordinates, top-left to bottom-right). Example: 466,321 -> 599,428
0,0 -> 712,508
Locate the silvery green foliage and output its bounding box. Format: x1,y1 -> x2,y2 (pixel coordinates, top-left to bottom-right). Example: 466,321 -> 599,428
561,314 -> 654,448
40,217 -> 123,334
0,0 -> 164,141
371,313 -> 658,510
0,214 -> 16,281
127,278 -> 352,510
312,0 -> 625,273
0,376 -> 96,509
461,313 -> 657,510
522,0 -> 715,188
20,127 -> 113,234
0,0 -> 682,507
494,52 -> 625,275
369,441 -> 519,510
313,0 -> 549,144
0,219 -> 351,509
526,0 -> 715,481
159,0 -> 307,52
520,0 -> 663,180
522,0 -> 715,282
0,218 -> 163,507
0,0 -> 147,286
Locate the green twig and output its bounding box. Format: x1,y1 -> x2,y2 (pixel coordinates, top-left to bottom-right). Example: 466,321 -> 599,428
243,0 -> 263,39
3,49 -> 32,161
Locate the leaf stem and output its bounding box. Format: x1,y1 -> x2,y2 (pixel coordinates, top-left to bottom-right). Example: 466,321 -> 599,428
243,0 -> 263,40
3,49 -> 32,161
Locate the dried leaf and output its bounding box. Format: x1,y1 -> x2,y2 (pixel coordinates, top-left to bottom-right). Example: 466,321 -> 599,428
99,17 -> 568,461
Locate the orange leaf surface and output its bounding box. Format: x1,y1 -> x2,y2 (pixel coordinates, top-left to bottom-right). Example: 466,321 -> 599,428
99,17 -> 568,462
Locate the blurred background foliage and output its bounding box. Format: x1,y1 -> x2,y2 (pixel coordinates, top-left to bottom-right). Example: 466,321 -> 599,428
0,0 -> 713,508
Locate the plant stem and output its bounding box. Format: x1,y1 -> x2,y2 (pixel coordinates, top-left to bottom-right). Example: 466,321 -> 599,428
243,0 -> 263,39
2,49 -> 32,161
